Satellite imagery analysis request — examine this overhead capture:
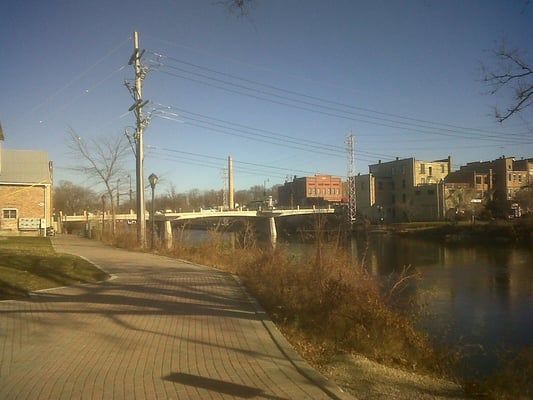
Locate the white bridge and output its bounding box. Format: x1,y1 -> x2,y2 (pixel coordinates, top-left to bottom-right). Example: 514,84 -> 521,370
154,207 -> 335,221
62,207 -> 336,245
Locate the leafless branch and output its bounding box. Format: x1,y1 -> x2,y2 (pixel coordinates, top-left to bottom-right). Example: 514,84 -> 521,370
483,43 -> 533,122
216,0 -> 254,16
67,129 -> 130,234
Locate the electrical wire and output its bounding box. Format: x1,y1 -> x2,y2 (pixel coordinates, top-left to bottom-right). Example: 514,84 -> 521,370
147,50 -> 532,145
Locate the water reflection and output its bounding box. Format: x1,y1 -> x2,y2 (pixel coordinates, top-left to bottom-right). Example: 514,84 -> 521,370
349,235 -> 533,377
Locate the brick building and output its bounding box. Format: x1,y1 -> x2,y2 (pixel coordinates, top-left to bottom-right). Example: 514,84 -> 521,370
277,174 -> 342,208
445,156 -> 533,216
0,148 -> 53,236
355,157 -> 451,223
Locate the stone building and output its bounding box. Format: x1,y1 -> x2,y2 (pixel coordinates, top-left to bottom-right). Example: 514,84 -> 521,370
355,157 -> 451,223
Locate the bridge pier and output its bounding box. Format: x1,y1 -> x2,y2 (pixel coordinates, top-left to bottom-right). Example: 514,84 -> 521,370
164,220 -> 173,249
269,217 -> 277,247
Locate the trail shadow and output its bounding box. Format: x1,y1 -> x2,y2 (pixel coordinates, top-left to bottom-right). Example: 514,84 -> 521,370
163,372 -> 288,399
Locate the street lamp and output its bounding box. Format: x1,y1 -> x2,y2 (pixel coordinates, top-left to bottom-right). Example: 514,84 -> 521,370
116,178 -> 120,211
148,173 -> 158,250
101,195 -> 106,238
128,174 -> 133,211
263,178 -> 269,197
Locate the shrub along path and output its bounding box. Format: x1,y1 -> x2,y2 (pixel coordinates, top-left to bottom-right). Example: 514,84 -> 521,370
0,234 -> 351,400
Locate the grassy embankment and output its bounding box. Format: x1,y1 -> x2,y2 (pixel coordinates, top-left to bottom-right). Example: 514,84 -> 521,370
0,236 -> 108,300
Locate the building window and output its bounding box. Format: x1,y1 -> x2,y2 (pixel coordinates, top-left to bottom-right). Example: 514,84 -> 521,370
441,164 -> 445,173
428,166 -> 433,176
2,209 -> 17,219
420,164 -> 425,174
391,167 -> 396,175
475,176 -> 482,185
401,166 -> 406,175
402,179 -> 406,189
509,173 -> 512,181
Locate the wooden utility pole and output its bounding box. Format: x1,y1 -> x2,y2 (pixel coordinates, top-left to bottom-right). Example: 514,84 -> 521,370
128,31 -> 148,248
228,156 -> 234,209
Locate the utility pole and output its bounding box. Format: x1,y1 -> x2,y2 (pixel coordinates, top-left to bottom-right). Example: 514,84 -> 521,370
228,156 -> 234,210
346,133 -> 356,225
222,168 -> 228,210
127,31 -> 149,248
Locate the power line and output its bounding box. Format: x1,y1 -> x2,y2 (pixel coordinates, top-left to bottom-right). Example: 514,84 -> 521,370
150,103 -> 401,161
148,50 -> 531,144
147,145 -> 327,177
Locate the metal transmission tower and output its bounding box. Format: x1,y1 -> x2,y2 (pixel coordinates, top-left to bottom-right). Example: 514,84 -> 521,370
125,31 -> 150,248
346,133 -> 357,225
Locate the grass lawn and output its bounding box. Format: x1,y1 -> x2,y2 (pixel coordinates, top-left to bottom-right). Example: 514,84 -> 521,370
0,236 -> 109,300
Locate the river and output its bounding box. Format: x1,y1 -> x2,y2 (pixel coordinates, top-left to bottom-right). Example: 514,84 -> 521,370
178,228 -> 532,378
347,234 -> 532,378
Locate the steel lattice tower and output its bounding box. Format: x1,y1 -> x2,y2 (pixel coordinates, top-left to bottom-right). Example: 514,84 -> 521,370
346,133 -> 356,224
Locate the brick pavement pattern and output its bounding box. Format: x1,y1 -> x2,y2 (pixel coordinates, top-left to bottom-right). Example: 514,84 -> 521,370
0,235 -> 353,400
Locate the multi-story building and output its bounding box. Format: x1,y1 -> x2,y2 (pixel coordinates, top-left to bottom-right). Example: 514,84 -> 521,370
445,156 -> 533,216
0,148 -> 53,236
355,157 -> 452,223
277,174 -> 342,208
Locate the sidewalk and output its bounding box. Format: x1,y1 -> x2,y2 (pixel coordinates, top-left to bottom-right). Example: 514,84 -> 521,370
0,235 -> 353,399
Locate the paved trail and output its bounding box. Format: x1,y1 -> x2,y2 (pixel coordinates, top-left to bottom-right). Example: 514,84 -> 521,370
0,235 -> 352,399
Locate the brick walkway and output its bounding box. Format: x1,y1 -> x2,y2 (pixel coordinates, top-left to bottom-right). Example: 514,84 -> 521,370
0,235 -> 353,399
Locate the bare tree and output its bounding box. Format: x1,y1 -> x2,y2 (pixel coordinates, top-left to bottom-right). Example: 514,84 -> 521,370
54,180 -> 97,215
515,185 -> 533,215
483,43 -> 533,122
219,0 -> 254,15
67,129 -> 130,235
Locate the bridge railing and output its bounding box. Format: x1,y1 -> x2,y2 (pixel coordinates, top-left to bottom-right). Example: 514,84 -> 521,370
61,205 -> 336,222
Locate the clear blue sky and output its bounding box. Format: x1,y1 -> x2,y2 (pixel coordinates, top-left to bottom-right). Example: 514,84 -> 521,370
1,0 -> 532,195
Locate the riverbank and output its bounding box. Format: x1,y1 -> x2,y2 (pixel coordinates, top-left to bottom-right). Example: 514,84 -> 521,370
356,219 -> 533,245
3,234 -> 530,398
148,223 -> 532,399
322,353 -> 466,400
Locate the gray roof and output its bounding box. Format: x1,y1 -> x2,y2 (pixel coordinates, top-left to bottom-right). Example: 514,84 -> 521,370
0,149 -> 52,184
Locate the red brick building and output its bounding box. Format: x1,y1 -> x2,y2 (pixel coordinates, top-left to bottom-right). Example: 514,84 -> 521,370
277,174 -> 342,208
0,148 -> 53,236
